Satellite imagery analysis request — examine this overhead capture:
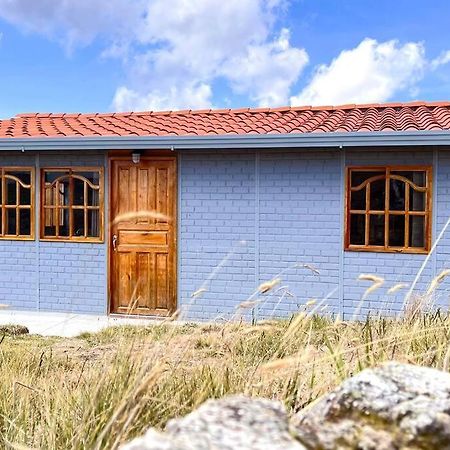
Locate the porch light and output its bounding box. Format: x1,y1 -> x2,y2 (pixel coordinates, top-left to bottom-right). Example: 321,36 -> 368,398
131,151 -> 141,164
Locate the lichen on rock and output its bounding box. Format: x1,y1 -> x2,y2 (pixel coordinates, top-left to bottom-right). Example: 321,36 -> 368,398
121,395 -> 305,450
292,362 -> 450,449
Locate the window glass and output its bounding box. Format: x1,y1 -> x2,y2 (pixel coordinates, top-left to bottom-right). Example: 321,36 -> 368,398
350,189 -> 365,210
6,178 -> 17,205
389,215 -> 405,247
369,214 -> 384,246
349,214 -> 365,245
73,209 -> 85,236
88,209 -> 100,237
392,171 -> 426,187
19,210 -> 31,236
410,188 -> 426,212
6,209 -> 16,235
389,178 -> 405,210
369,179 -> 385,211
351,170 -> 383,187
73,177 -> 85,206
409,215 -> 425,248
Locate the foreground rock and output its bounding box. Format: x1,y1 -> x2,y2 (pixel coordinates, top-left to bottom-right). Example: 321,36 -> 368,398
121,395 -> 304,450
293,362 -> 450,449
121,362 -> 450,449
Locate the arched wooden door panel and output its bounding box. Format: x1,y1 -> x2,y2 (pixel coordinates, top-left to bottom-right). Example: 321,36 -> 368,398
109,157 -> 177,315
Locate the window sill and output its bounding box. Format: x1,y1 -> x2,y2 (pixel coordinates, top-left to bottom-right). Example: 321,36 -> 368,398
345,246 -> 429,255
39,238 -> 104,244
0,236 -> 35,241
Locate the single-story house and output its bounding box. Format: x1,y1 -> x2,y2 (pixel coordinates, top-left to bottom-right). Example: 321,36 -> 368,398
1,101 -> 450,320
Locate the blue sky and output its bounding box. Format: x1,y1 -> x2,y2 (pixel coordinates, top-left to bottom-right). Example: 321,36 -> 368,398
0,0 -> 449,118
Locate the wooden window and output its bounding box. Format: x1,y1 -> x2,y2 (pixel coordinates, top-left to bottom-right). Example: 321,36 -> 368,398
41,168 -> 104,242
345,166 -> 432,253
0,167 -> 34,240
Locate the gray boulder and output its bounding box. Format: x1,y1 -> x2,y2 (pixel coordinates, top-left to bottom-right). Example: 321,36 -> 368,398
121,395 -> 304,450
292,362 -> 450,449
122,363 -> 450,449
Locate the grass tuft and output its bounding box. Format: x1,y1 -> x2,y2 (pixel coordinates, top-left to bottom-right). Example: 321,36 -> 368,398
1,313 -> 450,448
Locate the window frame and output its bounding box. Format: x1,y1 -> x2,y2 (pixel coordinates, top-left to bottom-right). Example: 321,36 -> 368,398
0,166 -> 35,241
40,166 -> 104,243
345,165 -> 432,254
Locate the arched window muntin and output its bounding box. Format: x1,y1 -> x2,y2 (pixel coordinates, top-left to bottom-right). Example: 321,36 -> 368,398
41,167 -> 103,241
345,166 -> 432,253
0,167 -> 34,239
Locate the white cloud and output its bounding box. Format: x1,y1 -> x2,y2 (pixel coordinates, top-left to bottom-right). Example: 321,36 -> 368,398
221,28 -> 308,106
291,38 -> 426,106
431,50 -> 450,70
113,0 -> 307,110
113,83 -> 212,111
0,0 -> 146,50
0,0 -> 307,110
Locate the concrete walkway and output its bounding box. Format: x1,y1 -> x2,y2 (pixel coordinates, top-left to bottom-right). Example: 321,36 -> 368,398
0,310 -> 163,337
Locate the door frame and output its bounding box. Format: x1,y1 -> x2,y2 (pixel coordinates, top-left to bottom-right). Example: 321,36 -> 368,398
107,151 -> 178,315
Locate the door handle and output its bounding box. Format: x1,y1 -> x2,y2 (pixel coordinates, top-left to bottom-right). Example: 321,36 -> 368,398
112,234 -> 118,251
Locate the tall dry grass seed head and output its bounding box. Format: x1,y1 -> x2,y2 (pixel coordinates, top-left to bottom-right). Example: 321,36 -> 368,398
387,283 -> 409,294
358,274 -> 385,300
426,269 -> 450,296
258,278 -> 282,294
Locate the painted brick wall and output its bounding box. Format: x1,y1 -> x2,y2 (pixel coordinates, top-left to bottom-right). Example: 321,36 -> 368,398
343,148 -> 434,318
0,153 -> 39,310
2,146 -> 450,320
434,148 -> 450,309
0,151 -> 107,314
178,150 -> 342,320
258,151 -> 341,317
178,152 -> 256,320
179,147 -> 450,321
0,240 -> 38,310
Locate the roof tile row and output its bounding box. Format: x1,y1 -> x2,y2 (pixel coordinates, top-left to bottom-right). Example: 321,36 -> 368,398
1,101 -> 450,138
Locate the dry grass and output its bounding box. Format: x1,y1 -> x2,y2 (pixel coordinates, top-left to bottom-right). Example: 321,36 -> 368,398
1,312 -> 450,449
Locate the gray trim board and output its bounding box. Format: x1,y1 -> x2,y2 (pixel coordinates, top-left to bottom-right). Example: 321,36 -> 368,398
1,130 -> 450,151
35,153 -> 40,310
339,149 -> 345,319
254,151 -> 260,292
433,149 -> 438,279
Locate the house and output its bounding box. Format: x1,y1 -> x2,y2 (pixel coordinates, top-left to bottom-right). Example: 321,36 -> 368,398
0,101 -> 449,320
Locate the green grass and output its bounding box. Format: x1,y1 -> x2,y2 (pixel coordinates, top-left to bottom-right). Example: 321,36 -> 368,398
1,313 -> 450,449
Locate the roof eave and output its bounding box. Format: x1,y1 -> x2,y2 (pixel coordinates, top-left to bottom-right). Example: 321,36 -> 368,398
0,130 -> 449,151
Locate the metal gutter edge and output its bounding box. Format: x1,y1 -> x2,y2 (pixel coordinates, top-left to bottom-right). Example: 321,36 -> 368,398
1,130 -> 450,151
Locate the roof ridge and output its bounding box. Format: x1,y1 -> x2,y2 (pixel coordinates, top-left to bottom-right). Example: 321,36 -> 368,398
13,100 -> 450,119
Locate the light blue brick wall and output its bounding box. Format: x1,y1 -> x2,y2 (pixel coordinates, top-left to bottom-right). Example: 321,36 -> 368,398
258,151 -> 341,316
179,152 -> 256,320
179,147 -> 450,321
0,153 -> 39,310
2,146 -> 450,320
0,151 -> 107,314
0,240 -> 38,310
178,150 -> 342,320
434,149 -> 450,309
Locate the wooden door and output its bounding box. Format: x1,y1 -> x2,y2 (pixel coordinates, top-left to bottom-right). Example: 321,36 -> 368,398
110,157 -> 177,315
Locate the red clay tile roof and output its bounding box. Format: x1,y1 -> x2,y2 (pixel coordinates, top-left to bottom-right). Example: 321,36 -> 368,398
1,101 -> 450,138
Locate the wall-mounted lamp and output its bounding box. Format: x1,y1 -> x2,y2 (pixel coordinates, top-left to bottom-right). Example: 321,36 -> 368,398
131,151 -> 141,164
